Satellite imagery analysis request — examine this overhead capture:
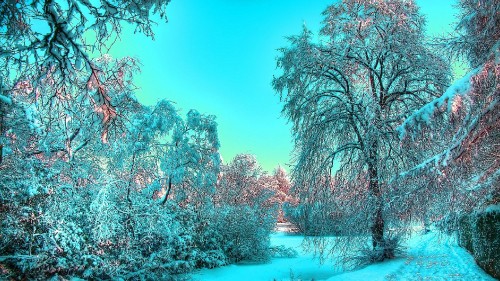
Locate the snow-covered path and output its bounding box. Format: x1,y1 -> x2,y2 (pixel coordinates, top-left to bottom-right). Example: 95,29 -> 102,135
328,233 -> 495,281
191,231 -> 495,281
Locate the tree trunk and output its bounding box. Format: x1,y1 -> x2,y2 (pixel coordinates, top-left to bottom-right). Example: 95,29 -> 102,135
0,101 -> 4,165
368,137 -> 386,260
162,176 -> 172,205
369,165 -> 385,250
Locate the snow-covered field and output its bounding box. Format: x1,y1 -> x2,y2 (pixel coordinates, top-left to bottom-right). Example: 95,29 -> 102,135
191,231 -> 495,281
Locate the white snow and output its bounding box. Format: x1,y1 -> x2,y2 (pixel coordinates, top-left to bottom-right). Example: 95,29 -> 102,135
191,231 -> 495,281
327,233 -> 495,281
484,204 -> 500,214
191,233 -> 340,281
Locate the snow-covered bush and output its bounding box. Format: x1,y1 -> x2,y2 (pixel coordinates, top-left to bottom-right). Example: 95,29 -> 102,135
270,245 -> 298,258
192,200 -> 276,265
353,235 -> 404,266
284,202 -> 342,236
195,249 -> 228,269
204,154 -> 278,263
218,205 -> 274,262
0,99 -> 223,280
188,209 -> 229,269
434,213 -> 461,235
456,204 -> 500,279
458,215 -> 473,253
191,204 -> 275,266
83,185 -> 199,279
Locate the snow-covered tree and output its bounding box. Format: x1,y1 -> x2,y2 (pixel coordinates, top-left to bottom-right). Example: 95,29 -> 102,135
0,0 -> 170,101
273,0 -> 450,262
0,96 -> 225,278
273,166 -> 291,203
156,109 -> 221,206
395,0 -> 499,224
445,0 -> 500,67
0,1 -> 252,278
217,154 -> 267,206
271,166 -> 293,222
0,0 -> 171,161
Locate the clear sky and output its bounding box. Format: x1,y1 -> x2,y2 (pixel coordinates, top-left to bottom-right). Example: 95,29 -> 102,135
108,0 -> 459,172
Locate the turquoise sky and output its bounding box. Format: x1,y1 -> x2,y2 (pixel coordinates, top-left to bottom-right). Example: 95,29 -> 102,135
109,0 -> 459,172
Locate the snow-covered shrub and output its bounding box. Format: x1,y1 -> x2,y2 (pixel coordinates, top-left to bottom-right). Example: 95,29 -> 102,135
191,203 -> 275,265
195,249 -> 228,269
189,211 -> 229,269
88,184 -> 123,243
270,245 -> 298,258
42,220 -> 88,275
455,202 -> 500,279
208,154 -> 278,263
84,188 -> 199,279
216,205 -> 274,263
435,214 -> 460,235
350,235 -> 405,266
283,202 -> 342,236
0,204 -> 46,276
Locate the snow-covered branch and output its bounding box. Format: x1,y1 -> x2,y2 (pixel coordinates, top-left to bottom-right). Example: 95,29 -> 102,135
397,68 -> 480,140
0,94 -> 12,106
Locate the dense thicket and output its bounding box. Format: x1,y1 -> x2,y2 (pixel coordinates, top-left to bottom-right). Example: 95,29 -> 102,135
0,86 -> 282,279
0,1 -> 283,279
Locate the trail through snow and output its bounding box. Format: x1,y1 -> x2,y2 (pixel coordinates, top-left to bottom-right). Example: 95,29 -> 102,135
328,233 -> 495,281
191,231 -> 495,281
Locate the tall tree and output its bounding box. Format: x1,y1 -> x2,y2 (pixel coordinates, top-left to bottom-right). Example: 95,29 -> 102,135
273,0 -> 449,261
271,166 -> 293,222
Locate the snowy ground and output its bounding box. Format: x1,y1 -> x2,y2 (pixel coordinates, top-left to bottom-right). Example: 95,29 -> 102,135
191,230 -> 495,281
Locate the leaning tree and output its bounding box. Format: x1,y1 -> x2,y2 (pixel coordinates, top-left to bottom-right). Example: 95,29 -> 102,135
395,0 -> 499,225
273,0 -> 450,262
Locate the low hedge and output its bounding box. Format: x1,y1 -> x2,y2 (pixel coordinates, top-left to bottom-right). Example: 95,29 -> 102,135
457,205 -> 500,279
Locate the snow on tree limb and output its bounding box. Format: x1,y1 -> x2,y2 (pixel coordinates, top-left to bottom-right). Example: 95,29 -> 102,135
393,52 -> 499,203
397,67 -> 480,140
0,94 -> 11,105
